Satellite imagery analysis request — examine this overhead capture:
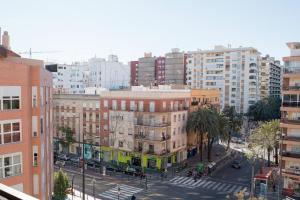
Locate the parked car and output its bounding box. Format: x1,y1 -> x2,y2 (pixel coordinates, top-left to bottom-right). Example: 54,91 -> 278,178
57,154 -> 69,161
231,160 -> 241,169
70,156 -> 81,166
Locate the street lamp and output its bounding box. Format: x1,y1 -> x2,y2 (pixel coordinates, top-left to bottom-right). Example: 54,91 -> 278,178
71,174 -> 76,200
117,184 -> 121,200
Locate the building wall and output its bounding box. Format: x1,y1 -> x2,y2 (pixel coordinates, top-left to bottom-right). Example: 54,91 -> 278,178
0,48 -> 53,200
137,55 -> 156,86
165,49 -> 186,85
89,56 -> 130,89
130,61 -> 139,86
186,46 -> 260,113
53,94 -> 101,157
281,42 -> 300,196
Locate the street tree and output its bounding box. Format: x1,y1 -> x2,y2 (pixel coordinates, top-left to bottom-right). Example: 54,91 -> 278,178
186,108 -> 219,161
53,169 -> 70,200
249,120 -> 280,167
222,106 -> 243,151
247,96 -> 281,122
58,126 -> 74,154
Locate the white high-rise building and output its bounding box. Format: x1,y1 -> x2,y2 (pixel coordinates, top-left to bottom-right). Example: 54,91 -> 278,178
49,62 -> 89,94
186,45 -> 261,113
88,55 -> 130,89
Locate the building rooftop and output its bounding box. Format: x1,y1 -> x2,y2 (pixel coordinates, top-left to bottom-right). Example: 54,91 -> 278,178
0,183 -> 38,200
287,42 -> 300,50
188,46 -> 259,54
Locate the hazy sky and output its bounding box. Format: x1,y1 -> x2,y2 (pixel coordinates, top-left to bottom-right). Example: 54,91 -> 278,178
1,0 -> 299,64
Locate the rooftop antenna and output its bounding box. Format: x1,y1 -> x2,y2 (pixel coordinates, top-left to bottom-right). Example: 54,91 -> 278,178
18,48 -> 62,58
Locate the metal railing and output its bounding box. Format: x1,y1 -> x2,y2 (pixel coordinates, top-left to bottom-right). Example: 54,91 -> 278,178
134,134 -> 171,141
0,183 -> 38,200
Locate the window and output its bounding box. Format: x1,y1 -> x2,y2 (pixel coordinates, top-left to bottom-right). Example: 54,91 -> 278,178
104,100 -> 108,108
138,101 -> 143,112
32,86 -> 37,108
0,86 -> 21,111
121,100 -> 126,111
112,100 -> 117,110
149,101 -> 155,112
40,118 -> 43,135
163,101 -> 166,110
0,121 -> 21,144
178,114 -> 181,121
32,116 -> 38,137
118,141 -> 123,148
173,141 -> 176,149
95,102 -> 100,109
130,101 -> 136,111
96,114 -> 100,121
173,115 -> 176,122
0,153 -> 22,178
103,112 -> 108,120
182,114 -> 185,121
104,125 -> 108,131
33,146 -> 38,167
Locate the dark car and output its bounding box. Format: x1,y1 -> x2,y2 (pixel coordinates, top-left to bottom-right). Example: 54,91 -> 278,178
70,156 -> 81,166
231,160 -> 241,169
57,154 -> 69,161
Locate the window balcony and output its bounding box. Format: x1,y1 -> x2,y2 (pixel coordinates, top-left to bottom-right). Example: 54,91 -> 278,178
282,102 -> 300,107
281,118 -> 300,125
282,168 -> 300,176
283,86 -> 300,91
134,134 -> 171,142
282,151 -> 300,159
134,119 -> 171,127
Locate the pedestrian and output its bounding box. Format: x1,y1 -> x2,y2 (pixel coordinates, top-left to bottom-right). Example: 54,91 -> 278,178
131,194 -> 136,200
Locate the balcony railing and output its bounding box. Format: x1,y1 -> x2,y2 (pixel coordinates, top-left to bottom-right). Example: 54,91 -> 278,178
284,68 -> 300,74
134,134 -> 171,141
134,119 -> 171,127
145,149 -> 170,155
0,183 -> 38,200
281,118 -> 300,125
282,136 -> 300,142
283,86 -> 300,91
282,168 -> 300,176
282,102 -> 300,107
282,151 -> 300,158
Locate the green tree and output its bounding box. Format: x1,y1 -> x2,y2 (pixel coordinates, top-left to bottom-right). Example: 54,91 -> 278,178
53,169 -> 70,200
249,120 -> 280,167
222,106 -> 243,151
186,108 -> 219,161
59,126 -> 74,154
247,96 -> 281,122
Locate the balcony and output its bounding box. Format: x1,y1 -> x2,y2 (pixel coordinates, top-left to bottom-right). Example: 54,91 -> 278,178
282,135 -> 300,142
282,168 -> 300,176
281,118 -> 300,125
283,86 -> 300,91
145,149 -> 170,155
134,119 -> 171,127
282,102 -> 300,108
282,151 -> 300,159
134,134 -> 171,141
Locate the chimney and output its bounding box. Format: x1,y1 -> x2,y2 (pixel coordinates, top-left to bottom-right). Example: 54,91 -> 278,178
2,31 -> 11,50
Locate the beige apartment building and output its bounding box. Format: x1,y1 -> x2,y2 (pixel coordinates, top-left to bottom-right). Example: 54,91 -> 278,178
281,42 -> 300,197
0,43 -> 53,199
53,94 -> 101,159
99,86 -> 190,170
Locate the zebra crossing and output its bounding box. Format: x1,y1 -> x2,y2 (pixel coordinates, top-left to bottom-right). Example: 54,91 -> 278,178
99,184 -> 143,200
166,176 -> 248,194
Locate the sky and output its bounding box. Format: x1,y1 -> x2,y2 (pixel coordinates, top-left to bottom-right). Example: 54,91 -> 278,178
0,0 -> 299,64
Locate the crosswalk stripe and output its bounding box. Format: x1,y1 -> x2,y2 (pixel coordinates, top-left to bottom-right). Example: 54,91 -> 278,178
217,183 -> 227,191
202,181 -> 212,188
205,181 -> 216,189
227,185 -> 238,193
242,187 -> 248,192
234,186 -> 243,193
181,178 -> 194,185
169,176 -> 180,182
173,177 -> 187,183
211,182 -> 222,190
191,179 -> 203,186
99,184 -> 142,200
195,179 -> 207,187
222,184 -> 232,192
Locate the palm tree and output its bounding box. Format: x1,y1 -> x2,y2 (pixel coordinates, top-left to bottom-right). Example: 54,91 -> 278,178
186,108 -> 219,162
222,106 -> 243,151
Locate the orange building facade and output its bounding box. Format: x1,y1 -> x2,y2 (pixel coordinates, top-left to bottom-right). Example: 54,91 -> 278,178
281,42 -> 300,197
0,45 -> 53,199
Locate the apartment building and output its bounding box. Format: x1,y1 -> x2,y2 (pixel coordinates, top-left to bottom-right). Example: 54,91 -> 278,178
53,94 -> 101,159
0,44 -> 53,200
165,48 -> 186,85
130,61 -> 139,86
88,55 -> 130,89
260,55 -> 281,99
137,53 -> 157,86
280,42 -> 300,197
46,62 -> 89,94
186,45 -> 261,113
100,86 -> 190,170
